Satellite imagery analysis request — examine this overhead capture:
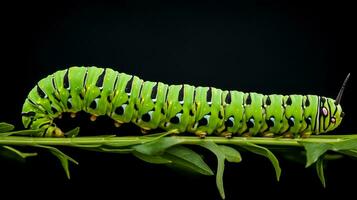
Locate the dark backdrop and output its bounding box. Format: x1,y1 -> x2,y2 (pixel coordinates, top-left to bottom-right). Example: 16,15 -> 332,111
1,1 -> 356,199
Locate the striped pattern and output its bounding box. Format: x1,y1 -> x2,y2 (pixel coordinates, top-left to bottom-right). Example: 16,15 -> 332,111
21,66 -> 343,137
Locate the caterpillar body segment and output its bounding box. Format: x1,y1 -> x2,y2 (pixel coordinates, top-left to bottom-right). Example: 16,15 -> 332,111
21,66 -> 346,137
159,84 -> 195,134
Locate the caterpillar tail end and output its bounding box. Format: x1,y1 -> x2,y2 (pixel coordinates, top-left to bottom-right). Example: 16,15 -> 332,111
45,126 -> 65,137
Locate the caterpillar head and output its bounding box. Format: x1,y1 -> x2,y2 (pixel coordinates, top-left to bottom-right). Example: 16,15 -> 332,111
318,97 -> 344,133
318,73 -> 349,133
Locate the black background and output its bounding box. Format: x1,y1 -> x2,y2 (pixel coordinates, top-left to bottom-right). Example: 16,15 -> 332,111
1,1 -> 356,199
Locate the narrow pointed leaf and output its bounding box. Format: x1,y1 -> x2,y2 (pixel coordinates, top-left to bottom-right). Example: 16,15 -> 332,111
133,151 -> 172,164
35,145 -> 78,179
0,129 -> 44,137
337,149 -> 357,158
300,142 -> 331,167
330,138 -> 357,150
323,154 -> 344,160
0,122 -> 15,132
65,127 -> 80,138
0,146 -> 37,162
163,145 -> 214,176
240,142 -> 281,181
281,151 -> 307,165
2,146 -> 37,158
199,141 -> 226,199
316,157 -> 326,188
133,137 -> 183,156
219,145 -> 242,163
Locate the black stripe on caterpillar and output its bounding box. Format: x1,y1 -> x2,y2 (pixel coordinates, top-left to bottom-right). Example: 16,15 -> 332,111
21,66 -> 349,138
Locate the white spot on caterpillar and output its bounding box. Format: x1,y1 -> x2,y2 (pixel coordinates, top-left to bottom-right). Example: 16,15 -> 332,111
204,114 -> 210,120
322,107 -> 328,116
122,103 -> 127,110
228,116 -> 234,122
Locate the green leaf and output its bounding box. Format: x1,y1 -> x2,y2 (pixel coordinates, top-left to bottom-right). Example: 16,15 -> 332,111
300,142 -> 331,167
0,129 -> 44,137
337,149 -> 357,158
199,141 -> 226,199
300,138 -> 357,167
133,137 -> 183,156
240,142 -> 281,181
316,157 -> 326,188
0,146 -> 37,162
163,145 -> 214,176
2,146 -> 37,158
65,127 -> 80,137
35,145 -> 78,179
323,153 -> 344,160
133,151 -> 172,164
281,151 -> 307,165
219,145 -> 242,163
0,122 -> 15,132
330,138 -> 357,150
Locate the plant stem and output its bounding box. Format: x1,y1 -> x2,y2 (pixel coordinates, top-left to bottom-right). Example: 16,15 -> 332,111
0,135 -> 351,148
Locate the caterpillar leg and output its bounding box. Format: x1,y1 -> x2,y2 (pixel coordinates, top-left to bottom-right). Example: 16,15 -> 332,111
114,121 -> 122,128
195,131 -> 207,138
141,127 -> 151,134
282,132 -> 294,138
90,115 -> 97,121
261,132 -> 275,137
70,112 -> 76,118
242,132 -> 253,137
300,131 -> 312,138
221,132 -> 233,138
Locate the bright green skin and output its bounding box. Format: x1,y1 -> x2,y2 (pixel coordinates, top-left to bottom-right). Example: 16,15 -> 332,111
21,66 -> 344,137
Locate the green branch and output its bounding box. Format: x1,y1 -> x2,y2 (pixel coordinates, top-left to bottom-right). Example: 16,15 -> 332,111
1,135 -> 355,147
1,122 -> 357,199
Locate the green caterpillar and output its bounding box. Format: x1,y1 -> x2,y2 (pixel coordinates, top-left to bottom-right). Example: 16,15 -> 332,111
21,66 -> 349,138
